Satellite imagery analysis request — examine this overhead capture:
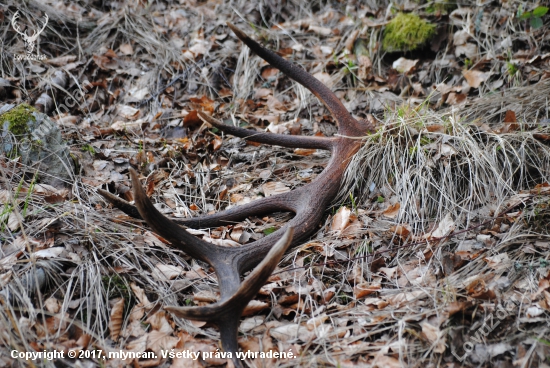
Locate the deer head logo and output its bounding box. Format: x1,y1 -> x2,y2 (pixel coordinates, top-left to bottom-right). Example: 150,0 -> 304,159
11,11 -> 48,55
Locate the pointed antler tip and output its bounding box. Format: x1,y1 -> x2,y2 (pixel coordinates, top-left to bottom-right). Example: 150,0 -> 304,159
226,22 -> 247,41
129,167 -> 146,202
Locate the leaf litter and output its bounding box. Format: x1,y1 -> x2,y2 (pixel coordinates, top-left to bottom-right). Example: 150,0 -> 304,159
1,0 -> 550,367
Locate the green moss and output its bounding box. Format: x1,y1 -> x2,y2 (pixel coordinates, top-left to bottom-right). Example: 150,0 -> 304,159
81,144 -> 96,154
0,103 -> 37,137
102,274 -> 131,299
382,13 -> 435,52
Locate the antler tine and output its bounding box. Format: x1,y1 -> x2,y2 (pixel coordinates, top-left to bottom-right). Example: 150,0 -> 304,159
198,111 -> 334,150
11,11 -> 26,37
99,183 -> 298,228
38,14 -> 48,33
27,13 -> 48,42
226,22 -> 364,137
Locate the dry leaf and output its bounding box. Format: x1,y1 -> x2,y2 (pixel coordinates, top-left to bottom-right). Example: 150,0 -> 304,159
483,253 -> 510,270
453,30 -> 470,45
131,283 -> 151,308
262,182 -> 290,197
392,57 -> 418,74
33,247 -> 64,259
462,70 -> 492,88
119,43 -> 134,55
46,55 -> 77,66
430,213 -> 455,238
0,272 -> 12,287
189,96 -> 214,114
312,72 -> 332,88
308,25 -> 332,36
7,212 -> 21,231
266,95 -> 285,112
504,110 -> 517,123
420,320 -> 446,353
261,67 -> 279,79
270,323 -> 314,342
331,206 -> 351,232
306,315 -> 327,331
383,202 -> 400,218
455,43 -> 478,59
117,105 -> 140,119
380,266 -> 398,279
109,298 -> 125,340
152,264 -> 183,281
467,279 -> 496,300
242,300 -> 269,316
446,92 -> 467,105
389,224 -> 411,238
354,282 -> 381,299
147,311 -> 179,353
182,110 -> 202,127
93,49 -> 118,70
45,297 -> 61,314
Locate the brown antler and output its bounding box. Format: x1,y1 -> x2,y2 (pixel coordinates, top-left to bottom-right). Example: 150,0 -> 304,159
99,23 -> 374,367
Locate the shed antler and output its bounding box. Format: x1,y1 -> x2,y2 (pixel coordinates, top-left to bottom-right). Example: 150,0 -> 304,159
99,23 -> 374,367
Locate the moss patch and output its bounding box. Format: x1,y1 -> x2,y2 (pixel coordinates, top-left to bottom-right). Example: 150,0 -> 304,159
382,13 -> 435,52
0,103 -> 37,137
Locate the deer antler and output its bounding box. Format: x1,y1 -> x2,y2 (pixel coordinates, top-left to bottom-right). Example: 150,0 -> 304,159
99,23 -> 375,367
11,11 -> 48,42
26,13 -> 48,43
11,11 -> 26,38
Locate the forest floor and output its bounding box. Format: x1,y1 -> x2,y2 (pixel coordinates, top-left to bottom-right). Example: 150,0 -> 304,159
1,1 -> 550,367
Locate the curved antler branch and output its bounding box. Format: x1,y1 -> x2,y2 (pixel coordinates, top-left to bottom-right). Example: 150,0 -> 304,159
11,11 -> 26,37
226,22 -> 367,137
198,111 -> 334,150
27,13 -> 48,42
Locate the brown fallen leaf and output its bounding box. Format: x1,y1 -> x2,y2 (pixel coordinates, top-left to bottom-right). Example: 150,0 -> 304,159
92,49 -> 118,70
420,319 -> 446,353
108,298 -> 125,340
331,206 -> 352,232
462,70 -> 492,88
392,57 -> 418,74
117,105 -> 140,119
467,279 -> 496,300
389,224 -> 411,238
312,72 -> 332,88
429,213 -> 455,238
183,110 -> 202,127
242,300 -> 269,316
504,110 -> 517,123
189,95 -> 214,114
354,282 -> 381,299
262,182 -> 290,197
383,202 -> 400,218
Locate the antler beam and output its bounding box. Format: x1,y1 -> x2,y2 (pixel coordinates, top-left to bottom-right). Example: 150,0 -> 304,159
100,23 -> 375,367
